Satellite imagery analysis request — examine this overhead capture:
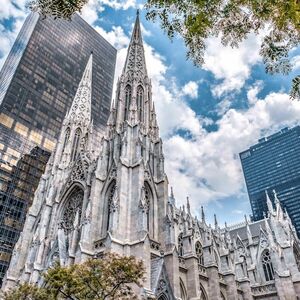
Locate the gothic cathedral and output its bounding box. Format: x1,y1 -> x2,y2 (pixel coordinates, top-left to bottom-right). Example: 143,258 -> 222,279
3,12 -> 300,300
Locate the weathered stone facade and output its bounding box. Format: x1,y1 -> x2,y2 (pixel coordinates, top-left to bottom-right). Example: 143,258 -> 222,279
3,12 -> 300,300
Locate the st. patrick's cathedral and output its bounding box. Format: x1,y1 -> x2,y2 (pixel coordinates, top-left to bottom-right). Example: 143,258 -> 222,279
3,12 -> 300,300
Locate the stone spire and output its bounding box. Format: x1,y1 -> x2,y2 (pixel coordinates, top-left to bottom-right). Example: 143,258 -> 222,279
265,190 -> 274,216
64,53 -> 93,125
273,189 -> 284,220
201,206 -> 205,223
114,10 -> 154,130
52,54 -> 93,168
122,10 -> 147,78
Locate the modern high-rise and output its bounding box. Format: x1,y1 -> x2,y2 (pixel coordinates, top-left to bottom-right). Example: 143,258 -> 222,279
240,126 -> 300,235
0,12 -> 116,285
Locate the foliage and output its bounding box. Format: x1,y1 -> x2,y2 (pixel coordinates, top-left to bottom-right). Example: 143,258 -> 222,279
27,0 -> 88,20
2,253 -> 145,300
145,0 -> 300,99
2,283 -> 49,300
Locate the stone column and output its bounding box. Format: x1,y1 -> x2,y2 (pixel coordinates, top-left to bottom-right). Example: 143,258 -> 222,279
223,272 -> 239,300
206,265 -> 221,300
238,279 -> 253,300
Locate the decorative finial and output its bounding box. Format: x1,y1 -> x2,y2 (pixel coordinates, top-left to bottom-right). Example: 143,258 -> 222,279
186,197 -> 190,213
273,189 -> 279,204
137,9 -> 140,16
201,206 -> 205,222
170,186 -> 174,198
244,214 -> 248,224
214,214 -> 218,229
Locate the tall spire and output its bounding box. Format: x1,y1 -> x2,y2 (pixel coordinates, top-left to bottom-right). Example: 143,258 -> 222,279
65,53 -> 93,125
122,11 -> 147,78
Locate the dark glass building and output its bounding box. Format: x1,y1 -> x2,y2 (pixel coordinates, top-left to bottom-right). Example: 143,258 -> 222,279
240,126 -> 300,236
0,12 -> 116,285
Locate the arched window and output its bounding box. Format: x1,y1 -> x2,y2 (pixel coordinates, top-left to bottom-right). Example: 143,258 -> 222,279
60,186 -> 84,254
124,85 -> 131,121
220,292 -> 226,300
63,127 -> 70,153
196,241 -> 204,265
137,86 -> 144,122
293,244 -> 300,271
200,284 -> 208,300
71,128 -> 81,161
261,250 -> 274,281
144,182 -> 154,238
61,187 -> 84,234
180,279 -> 187,300
158,294 -> 169,300
178,233 -> 184,257
105,180 -> 116,232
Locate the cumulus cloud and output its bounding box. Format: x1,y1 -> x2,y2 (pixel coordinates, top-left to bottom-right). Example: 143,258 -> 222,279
182,81 -> 199,99
0,0 -> 27,68
292,55 -> 300,71
81,0 -> 137,25
203,32 -> 264,97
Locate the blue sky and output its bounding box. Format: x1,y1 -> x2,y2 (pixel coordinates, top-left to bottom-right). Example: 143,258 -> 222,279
1,0 -> 300,226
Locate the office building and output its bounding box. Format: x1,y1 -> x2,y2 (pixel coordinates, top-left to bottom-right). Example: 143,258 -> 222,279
0,12 -> 116,285
240,126 -> 300,235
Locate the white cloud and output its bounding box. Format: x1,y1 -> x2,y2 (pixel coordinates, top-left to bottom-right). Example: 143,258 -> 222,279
0,0 -> 27,69
182,81 -> 198,99
292,55 -> 300,71
81,0 -> 137,25
203,32 -> 264,97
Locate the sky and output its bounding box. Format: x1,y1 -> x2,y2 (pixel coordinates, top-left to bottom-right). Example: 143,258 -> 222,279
1,0 -> 300,227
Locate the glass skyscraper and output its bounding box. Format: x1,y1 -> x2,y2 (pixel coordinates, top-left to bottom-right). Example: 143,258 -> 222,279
240,126 -> 300,236
0,12 -> 116,285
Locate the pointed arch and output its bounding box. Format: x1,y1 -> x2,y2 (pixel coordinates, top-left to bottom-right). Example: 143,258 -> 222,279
220,291 -> 226,300
261,249 -> 274,281
158,294 -> 169,300
124,85 -> 131,121
58,185 -> 84,257
60,186 -> 84,234
63,127 -> 70,153
103,180 -> 116,234
199,283 -> 208,300
293,242 -> 300,271
180,279 -> 187,300
178,232 -> 184,257
195,241 -> 204,265
71,128 -> 81,161
144,182 -> 154,238
137,85 -> 144,122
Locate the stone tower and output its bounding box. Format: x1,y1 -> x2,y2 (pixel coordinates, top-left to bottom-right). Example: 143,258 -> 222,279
3,12 -> 300,300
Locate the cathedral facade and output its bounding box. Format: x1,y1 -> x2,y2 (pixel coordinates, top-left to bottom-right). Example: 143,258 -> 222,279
3,13 -> 300,300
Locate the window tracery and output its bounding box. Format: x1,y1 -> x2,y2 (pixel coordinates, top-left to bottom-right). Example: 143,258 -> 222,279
200,284 -> 208,300
61,188 -> 84,233
195,241 -> 204,265
178,233 -> 184,257
63,127 -> 70,153
261,250 -> 274,281
106,180 -> 116,231
180,280 -> 187,300
137,86 -> 144,122
124,85 -> 131,121
293,244 -> 300,271
71,128 -> 81,161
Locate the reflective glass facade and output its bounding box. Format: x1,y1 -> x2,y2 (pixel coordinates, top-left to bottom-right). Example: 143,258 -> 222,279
0,12 -> 116,285
240,127 -> 300,236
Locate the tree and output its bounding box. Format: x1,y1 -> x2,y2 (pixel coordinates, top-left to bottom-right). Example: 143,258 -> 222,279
2,253 -> 145,300
26,0 -> 300,98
